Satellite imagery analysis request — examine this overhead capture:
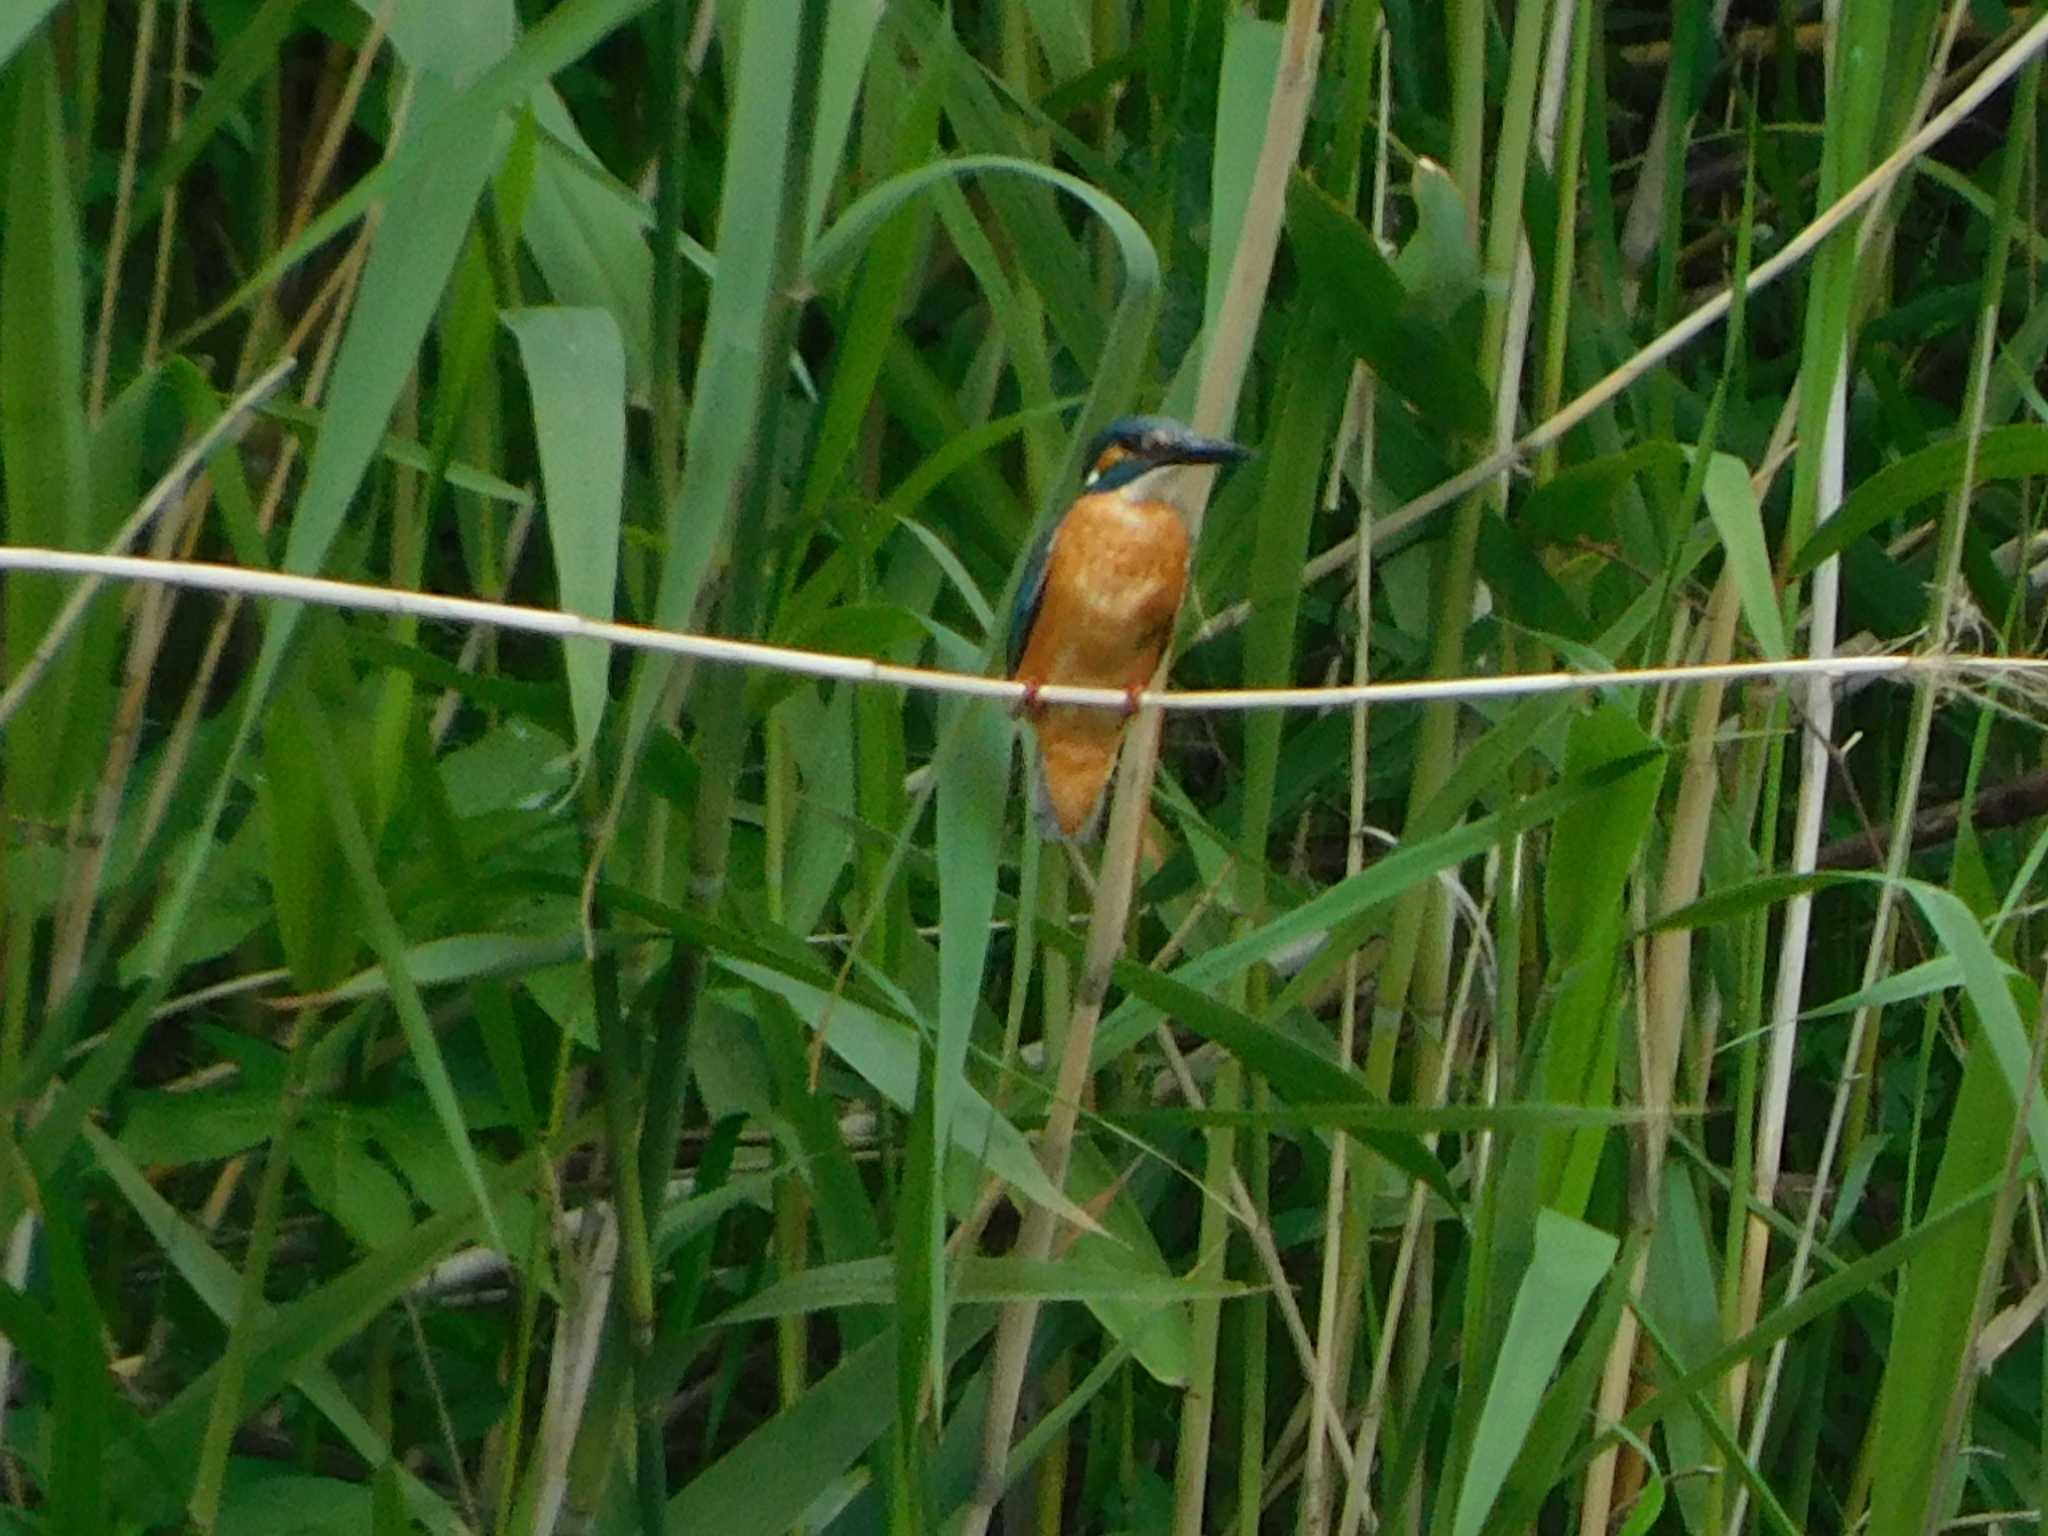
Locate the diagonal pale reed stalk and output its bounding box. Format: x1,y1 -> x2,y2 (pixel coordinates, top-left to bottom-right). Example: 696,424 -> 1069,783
0,360 -> 297,739
957,3 -> 1327,1532
0,43 -> 408,1463
132,59 -> 419,863
53,0 -> 400,1007
1187,3 -> 2048,654
38,359 -> 299,1001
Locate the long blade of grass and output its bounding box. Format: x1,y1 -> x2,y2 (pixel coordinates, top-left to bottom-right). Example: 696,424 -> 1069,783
1,35 -> 101,821
1451,1209 -> 1618,1536
504,305 -> 626,759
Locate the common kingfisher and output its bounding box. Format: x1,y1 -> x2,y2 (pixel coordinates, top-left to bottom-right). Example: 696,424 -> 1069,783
1007,415 -> 1251,841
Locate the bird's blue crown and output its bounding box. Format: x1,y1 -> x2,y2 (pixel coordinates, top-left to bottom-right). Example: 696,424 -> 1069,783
1082,415 -> 1248,492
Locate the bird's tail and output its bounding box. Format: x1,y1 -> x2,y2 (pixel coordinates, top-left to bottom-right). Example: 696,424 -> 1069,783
1030,714 -> 1120,842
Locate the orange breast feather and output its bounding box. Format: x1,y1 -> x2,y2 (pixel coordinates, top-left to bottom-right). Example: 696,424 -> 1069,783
1014,495 -> 1189,839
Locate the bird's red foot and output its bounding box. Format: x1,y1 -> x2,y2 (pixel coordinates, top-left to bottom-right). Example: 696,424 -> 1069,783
1014,677 -> 1044,718
1121,685 -> 1143,719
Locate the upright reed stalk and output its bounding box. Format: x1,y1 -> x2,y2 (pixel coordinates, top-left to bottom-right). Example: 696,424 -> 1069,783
961,5 -> 1326,1530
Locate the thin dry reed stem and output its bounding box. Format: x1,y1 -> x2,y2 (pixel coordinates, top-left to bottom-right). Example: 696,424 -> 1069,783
141,0 -> 192,365
87,0 -> 160,420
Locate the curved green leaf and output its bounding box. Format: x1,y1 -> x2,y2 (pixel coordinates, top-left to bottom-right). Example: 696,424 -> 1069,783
809,153 -> 1158,302
1789,424 -> 2048,578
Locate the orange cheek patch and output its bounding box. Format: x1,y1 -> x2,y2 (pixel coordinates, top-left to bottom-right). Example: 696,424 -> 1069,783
1092,444 -> 1130,481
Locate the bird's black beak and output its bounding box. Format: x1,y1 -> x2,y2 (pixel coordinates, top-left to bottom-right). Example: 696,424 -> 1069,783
1164,434 -> 1252,467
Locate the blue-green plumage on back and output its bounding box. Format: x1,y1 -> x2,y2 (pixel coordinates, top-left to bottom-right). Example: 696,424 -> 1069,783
1006,524 -> 1056,676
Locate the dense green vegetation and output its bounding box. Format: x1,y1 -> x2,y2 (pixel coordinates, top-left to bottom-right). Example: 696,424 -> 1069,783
2,1 -> 2046,1531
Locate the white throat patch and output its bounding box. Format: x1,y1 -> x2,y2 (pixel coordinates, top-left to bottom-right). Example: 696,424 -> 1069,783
1110,462 -> 1187,503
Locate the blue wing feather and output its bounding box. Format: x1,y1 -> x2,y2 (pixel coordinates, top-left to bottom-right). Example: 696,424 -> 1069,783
1007,521 -> 1059,675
